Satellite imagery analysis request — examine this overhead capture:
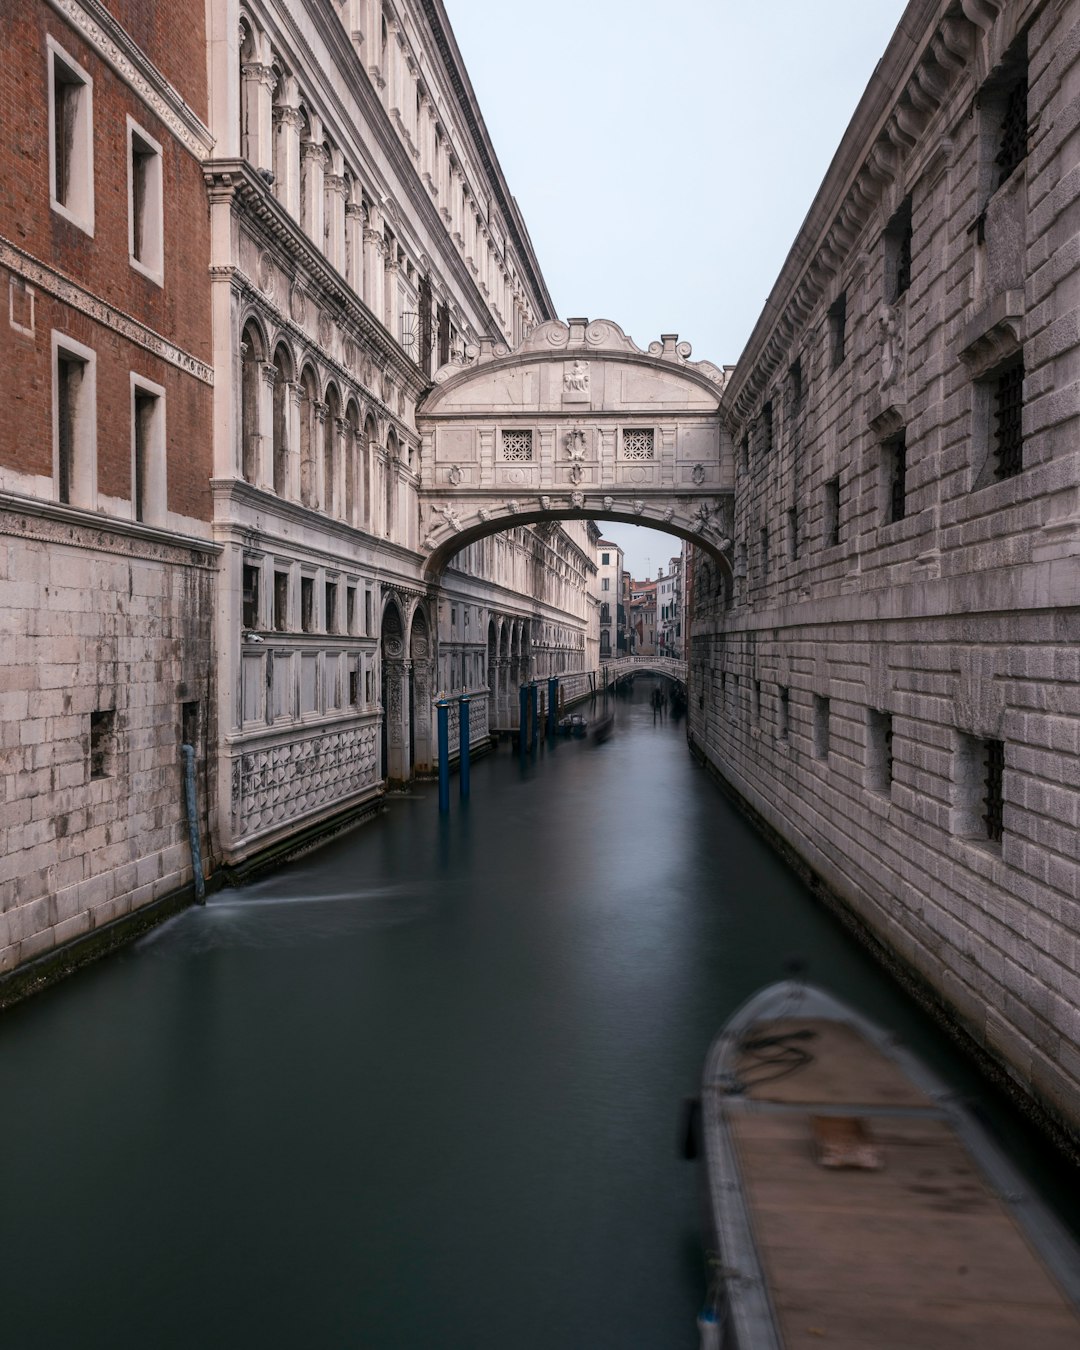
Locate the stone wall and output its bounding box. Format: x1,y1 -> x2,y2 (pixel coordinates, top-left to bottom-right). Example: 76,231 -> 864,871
688,0 -> 1080,1142
0,506 -> 216,974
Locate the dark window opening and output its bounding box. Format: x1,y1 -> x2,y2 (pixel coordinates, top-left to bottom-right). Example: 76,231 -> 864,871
992,360 -> 1024,479
133,390 -> 155,522
813,694 -> 830,759
242,564 -> 260,630
89,709 -> 115,780
437,302 -> 451,368
824,476 -> 841,548
869,708 -> 894,792
300,576 -> 314,632
760,526 -> 769,578
325,580 -> 338,633
346,585 -> 356,633
886,430 -> 907,524
56,353 -> 82,504
828,292 -> 847,369
131,138 -> 154,264
181,700 -> 199,749
984,738 -> 1005,842
886,196 -> 913,302
996,72 -> 1028,187
787,507 -> 798,561
53,62 -> 81,207
761,401 -> 773,454
273,571 -> 289,631
349,669 -> 359,706
789,358 -> 803,410
779,686 -> 790,741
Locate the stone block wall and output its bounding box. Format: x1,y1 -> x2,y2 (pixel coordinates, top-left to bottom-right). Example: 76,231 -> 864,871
689,0 -> 1080,1142
0,508 -> 216,974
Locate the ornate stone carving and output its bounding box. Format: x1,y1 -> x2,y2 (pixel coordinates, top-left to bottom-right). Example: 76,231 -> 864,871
257,251 -> 275,298
447,464 -> 463,486
878,303 -> 905,389
692,463 -> 705,484
435,504 -> 462,531
317,311 -> 333,348
602,495 -> 614,512
478,508 -> 491,522
232,727 -> 379,838
539,495 -> 551,511
563,360 -> 590,398
570,491 -> 584,510
505,499 -> 519,514
289,282 -> 307,324
632,500 -> 645,515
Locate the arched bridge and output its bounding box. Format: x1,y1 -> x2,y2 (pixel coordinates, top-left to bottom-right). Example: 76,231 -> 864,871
416,318 -> 735,576
602,656 -> 687,686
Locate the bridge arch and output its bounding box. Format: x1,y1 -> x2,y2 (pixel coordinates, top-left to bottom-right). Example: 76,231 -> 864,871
416,318 -> 735,580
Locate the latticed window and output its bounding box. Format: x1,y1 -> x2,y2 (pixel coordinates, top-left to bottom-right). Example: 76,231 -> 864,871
993,361 -> 1024,479
886,430 -> 907,524
621,428 -> 654,460
829,293 -> 847,370
501,429 -> 533,461
983,738 -> 1005,842
996,73 -> 1028,187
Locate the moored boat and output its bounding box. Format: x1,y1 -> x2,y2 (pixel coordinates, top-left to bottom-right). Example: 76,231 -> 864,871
693,980 -> 1080,1348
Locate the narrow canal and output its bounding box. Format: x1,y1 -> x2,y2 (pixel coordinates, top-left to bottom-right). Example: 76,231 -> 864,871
2,677 -> 1079,1349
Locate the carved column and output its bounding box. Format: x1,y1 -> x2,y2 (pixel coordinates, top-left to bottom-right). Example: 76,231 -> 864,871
273,104 -> 303,220
363,229 -> 385,323
301,140 -> 328,248
411,641 -> 432,774
383,655 -> 407,784
337,416 -> 353,526
241,63 -> 276,171
258,361 -> 277,490
286,380 -> 303,501
312,399 -> 328,512
324,172 -> 347,272
345,202 -> 365,299
384,252 -> 401,346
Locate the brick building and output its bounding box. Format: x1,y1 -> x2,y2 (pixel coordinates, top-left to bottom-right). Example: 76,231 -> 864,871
0,0 -> 216,977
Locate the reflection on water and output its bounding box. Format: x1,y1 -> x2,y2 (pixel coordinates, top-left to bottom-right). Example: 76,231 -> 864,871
0,677 -> 1077,1350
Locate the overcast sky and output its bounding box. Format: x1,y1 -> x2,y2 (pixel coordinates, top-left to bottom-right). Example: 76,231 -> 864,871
443,0 -> 908,577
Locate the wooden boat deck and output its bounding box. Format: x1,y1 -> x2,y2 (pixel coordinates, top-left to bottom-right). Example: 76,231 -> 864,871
722,1017 -> 1080,1349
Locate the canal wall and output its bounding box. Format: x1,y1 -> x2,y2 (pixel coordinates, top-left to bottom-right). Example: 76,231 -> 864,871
688,0 -> 1080,1146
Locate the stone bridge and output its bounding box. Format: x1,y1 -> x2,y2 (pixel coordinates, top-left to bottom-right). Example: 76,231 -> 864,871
601,656 -> 688,685
416,318 -> 735,576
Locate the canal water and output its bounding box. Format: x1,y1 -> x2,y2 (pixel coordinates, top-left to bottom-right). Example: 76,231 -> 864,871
2,677 -> 1079,1348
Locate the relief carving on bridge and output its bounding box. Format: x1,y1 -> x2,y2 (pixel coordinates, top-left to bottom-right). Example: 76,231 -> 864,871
419,317 -> 734,573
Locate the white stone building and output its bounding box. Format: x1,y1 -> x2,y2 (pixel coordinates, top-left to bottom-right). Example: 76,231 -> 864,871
688,0 -> 1080,1146
596,537 -> 623,660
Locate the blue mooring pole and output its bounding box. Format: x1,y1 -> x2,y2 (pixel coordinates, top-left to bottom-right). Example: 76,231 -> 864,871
437,699 -> 451,813
519,684 -> 528,759
458,695 -> 471,800
547,677 -> 559,739
530,682 -> 539,752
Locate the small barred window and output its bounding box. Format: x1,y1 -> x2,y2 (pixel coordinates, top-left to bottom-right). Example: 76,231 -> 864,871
501,429 -> 533,461
621,428 -> 654,460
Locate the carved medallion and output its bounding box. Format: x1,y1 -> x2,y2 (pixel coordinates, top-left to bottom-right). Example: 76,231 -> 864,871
692,463 -> 706,485
447,464 -> 463,486
317,311 -> 332,348
257,251 -> 275,298
289,282 -> 306,324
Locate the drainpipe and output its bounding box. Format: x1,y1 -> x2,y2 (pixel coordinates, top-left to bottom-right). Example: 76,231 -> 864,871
180,744 -> 206,904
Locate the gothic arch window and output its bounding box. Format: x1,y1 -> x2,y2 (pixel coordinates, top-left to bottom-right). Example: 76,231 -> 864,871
324,381 -> 341,518
298,363 -> 318,508
363,412 -> 377,530
240,318 -> 265,483
271,342 -> 292,497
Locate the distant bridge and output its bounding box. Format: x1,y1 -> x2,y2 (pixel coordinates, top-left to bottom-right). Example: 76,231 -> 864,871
600,656 -> 687,686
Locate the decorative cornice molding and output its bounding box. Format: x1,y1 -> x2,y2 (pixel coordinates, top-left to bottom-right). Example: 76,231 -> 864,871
43,0 -> 214,160
0,491 -> 219,563
0,235 -> 214,385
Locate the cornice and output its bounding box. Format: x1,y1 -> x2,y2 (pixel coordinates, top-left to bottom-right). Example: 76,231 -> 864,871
0,491 -> 219,562
724,0 -> 982,423
43,0 -> 214,160
0,234 -> 213,384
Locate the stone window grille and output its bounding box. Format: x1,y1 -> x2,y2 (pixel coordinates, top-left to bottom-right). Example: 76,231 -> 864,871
828,292 -> 847,370
885,196 -> 913,302
621,428 -> 654,460
885,430 -> 907,524
89,709 -> 115,780
956,733 -> 1006,845
868,708 -> 894,793
501,429 -> 533,461
992,360 -> 1024,479
984,739 -> 1005,842
754,679 -> 762,723
823,476 -> 841,548
995,70 -> 1028,188
813,694 -> 830,759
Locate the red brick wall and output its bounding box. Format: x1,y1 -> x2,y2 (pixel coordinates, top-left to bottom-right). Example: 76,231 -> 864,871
0,3 -> 212,524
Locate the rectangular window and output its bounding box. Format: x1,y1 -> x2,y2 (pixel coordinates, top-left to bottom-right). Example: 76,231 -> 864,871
823,476 -> 841,548
273,570 -> 289,631
128,118 -> 164,283
753,679 -> 762,723
48,37 -> 94,235
813,694 -> 830,760
787,507 -> 798,562
365,668 -> 374,704
346,585 -> 357,634
956,733 -> 1006,844
242,563 -> 261,630
885,430 -> 907,524
89,709 -> 115,780
349,667 -> 359,706
759,526 -> 769,579
300,576 -> 314,632
364,588 -> 373,636
601,552 -> 610,566
779,686 -> 790,741
131,374 -> 166,525
868,708 -> 894,794
885,196 -> 913,302
994,61 -> 1028,190
992,359 -> 1024,480
788,357 -> 803,411
181,700 -> 199,750
601,578 -> 610,591
53,334 -> 96,509
761,401 -> 773,455
325,579 -> 338,633
828,292 -> 847,370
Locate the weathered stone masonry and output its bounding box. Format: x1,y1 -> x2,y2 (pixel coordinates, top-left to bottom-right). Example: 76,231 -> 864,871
689,0 -> 1080,1143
